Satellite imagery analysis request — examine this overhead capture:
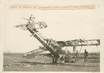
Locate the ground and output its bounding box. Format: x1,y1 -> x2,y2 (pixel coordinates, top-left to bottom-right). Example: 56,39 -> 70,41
3,53 -> 100,72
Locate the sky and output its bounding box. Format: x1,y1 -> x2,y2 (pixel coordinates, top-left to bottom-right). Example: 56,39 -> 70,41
1,0 -> 104,53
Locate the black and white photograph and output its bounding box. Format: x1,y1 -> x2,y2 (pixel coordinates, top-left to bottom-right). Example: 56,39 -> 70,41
0,0 -> 104,72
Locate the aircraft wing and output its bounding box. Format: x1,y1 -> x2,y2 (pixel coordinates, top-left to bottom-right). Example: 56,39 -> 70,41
23,39 -> 100,58
57,39 -> 100,47
23,47 -> 51,58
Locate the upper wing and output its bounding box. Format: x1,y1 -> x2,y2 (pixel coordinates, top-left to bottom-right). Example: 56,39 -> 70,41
57,39 -> 100,47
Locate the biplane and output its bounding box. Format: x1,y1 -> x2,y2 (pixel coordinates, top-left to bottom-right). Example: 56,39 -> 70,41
15,15 -> 100,64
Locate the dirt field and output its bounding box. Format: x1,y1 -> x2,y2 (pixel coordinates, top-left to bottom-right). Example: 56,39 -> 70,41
3,53 -> 100,72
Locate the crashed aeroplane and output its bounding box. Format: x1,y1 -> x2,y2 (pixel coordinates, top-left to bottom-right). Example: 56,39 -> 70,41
16,15 -> 100,64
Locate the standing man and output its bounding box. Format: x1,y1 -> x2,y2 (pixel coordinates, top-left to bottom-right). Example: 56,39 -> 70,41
84,49 -> 88,62
75,50 -> 79,62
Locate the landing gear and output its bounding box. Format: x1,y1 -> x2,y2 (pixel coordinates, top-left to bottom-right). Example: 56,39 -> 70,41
52,55 -> 70,64
52,58 -> 57,64
52,55 -> 59,64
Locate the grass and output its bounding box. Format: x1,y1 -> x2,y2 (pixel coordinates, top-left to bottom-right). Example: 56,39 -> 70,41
3,53 -> 100,72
